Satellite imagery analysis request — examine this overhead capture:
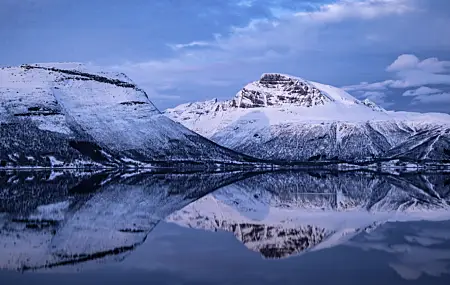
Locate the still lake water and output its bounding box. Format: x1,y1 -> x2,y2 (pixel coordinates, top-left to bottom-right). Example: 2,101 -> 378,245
1,170 -> 450,285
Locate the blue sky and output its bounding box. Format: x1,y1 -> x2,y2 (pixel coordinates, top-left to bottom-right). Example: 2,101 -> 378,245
1,0 -> 450,112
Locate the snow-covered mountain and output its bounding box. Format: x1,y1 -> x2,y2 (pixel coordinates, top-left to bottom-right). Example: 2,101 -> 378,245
0,64 -> 257,168
167,171 -> 450,259
165,73 -> 450,163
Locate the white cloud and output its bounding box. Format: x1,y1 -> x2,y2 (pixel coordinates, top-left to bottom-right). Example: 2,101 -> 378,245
295,0 -> 414,23
344,54 -> 450,91
361,90 -> 385,98
418,57 -> 450,73
402,86 -> 450,105
213,0 -> 418,55
411,93 -> 450,104
388,70 -> 450,88
402,86 -> 442,96
359,91 -> 385,97
168,41 -> 211,50
387,54 -> 450,73
386,54 -> 420,72
343,80 -> 394,91
343,53 -> 450,106
236,0 -> 254,7
165,0 -> 420,60
109,0 -> 449,110
359,90 -> 394,107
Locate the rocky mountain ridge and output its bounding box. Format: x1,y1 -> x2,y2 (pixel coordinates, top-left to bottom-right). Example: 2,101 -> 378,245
165,73 -> 450,163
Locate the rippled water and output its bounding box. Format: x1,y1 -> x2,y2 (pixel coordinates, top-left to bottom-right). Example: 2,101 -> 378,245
1,170 -> 450,285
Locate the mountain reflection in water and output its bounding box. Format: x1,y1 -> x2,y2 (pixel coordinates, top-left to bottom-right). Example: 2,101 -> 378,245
1,170 -> 450,282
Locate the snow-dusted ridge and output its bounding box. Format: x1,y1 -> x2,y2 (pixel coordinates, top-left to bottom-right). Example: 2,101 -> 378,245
0,63 -> 260,169
165,73 -> 450,163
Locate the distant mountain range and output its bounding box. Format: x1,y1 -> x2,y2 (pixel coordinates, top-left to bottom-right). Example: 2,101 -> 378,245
166,73 -> 450,164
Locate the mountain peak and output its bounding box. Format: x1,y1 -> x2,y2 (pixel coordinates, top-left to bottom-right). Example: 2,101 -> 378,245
259,73 -> 300,82
234,73 -> 331,108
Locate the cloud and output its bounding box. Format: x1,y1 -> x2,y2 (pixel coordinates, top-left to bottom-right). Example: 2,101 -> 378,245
168,41 -> 211,51
387,54 -> 450,73
156,0 -> 421,63
402,86 -> 442,96
210,0 -> 418,56
295,0 -> 414,23
123,0 -> 422,93
343,53 -> 450,107
108,0 -> 449,110
358,90 -> 394,107
384,54 -> 450,88
388,70 -> 450,88
344,54 -> 450,91
411,93 -> 450,104
236,0 -> 254,7
386,54 -> 420,72
361,91 -> 385,101
343,80 -> 394,91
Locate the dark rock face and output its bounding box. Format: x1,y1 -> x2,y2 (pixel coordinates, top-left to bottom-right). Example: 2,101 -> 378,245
224,223 -> 329,259
22,65 -> 138,89
385,128 -> 450,162
239,89 -> 267,108
236,74 -> 330,108
0,122 -> 109,168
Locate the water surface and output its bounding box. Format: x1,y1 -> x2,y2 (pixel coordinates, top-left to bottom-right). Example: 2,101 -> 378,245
1,170 -> 450,285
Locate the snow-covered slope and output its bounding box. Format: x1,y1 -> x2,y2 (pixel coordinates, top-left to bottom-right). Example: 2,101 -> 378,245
167,171 -> 450,259
165,73 -> 450,163
0,64 -> 257,168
